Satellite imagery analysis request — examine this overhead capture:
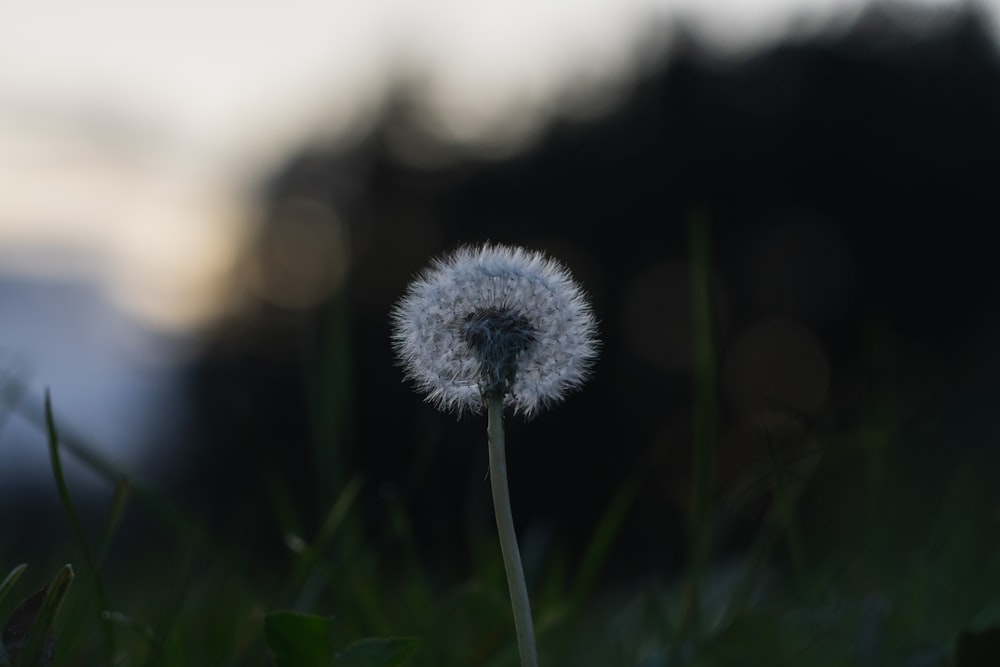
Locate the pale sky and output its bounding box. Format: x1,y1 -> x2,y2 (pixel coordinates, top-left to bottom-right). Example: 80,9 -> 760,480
0,0 -> 982,332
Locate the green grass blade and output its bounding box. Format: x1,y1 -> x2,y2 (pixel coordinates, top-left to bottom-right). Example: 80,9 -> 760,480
759,422 -> 809,597
570,472 -> 642,611
96,476 -> 131,567
1,383 -> 224,564
14,564 -> 74,667
284,475 -> 364,607
44,391 -> 114,660
313,475 -> 364,557
682,207 -> 719,644
0,565 -> 28,610
139,551 -> 196,667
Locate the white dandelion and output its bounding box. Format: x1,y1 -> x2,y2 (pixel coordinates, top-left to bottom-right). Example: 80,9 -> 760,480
391,243 -> 599,417
390,243 -> 600,667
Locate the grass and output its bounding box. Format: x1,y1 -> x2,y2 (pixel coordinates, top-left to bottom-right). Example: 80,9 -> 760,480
2,221 -> 999,666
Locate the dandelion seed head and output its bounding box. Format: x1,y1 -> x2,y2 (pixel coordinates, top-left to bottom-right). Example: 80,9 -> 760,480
391,243 -> 599,417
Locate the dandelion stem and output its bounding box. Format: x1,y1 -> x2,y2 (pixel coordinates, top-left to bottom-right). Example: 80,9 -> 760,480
487,394 -> 539,667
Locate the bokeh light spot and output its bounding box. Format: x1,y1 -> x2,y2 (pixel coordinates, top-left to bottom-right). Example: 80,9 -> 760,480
723,316 -> 830,415
251,197 -> 350,309
622,259 -> 727,372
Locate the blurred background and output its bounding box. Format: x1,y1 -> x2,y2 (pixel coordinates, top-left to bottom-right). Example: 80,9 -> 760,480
2,0 -> 1000,643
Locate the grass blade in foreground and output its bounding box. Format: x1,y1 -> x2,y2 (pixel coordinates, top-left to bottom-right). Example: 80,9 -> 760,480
0,566 -> 28,611
43,391 -> 114,660
681,208 -> 719,646
3,564 -> 74,667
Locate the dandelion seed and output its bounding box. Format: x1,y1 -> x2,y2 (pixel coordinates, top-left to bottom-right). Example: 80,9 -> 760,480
391,243 -> 599,416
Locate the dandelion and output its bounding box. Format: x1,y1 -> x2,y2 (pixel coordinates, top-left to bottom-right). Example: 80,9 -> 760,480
391,243 -> 599,667
391,243 -> 599,417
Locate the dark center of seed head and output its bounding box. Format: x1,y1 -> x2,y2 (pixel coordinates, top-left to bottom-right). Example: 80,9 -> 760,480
461,306 -> 537,399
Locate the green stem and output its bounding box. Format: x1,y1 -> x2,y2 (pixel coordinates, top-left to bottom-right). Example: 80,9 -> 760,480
487,395 -> 539,667
683,208 -> 718,644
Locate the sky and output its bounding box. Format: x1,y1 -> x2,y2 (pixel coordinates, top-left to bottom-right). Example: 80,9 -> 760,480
0,0 -> 986,486
0,0 -> 897,332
